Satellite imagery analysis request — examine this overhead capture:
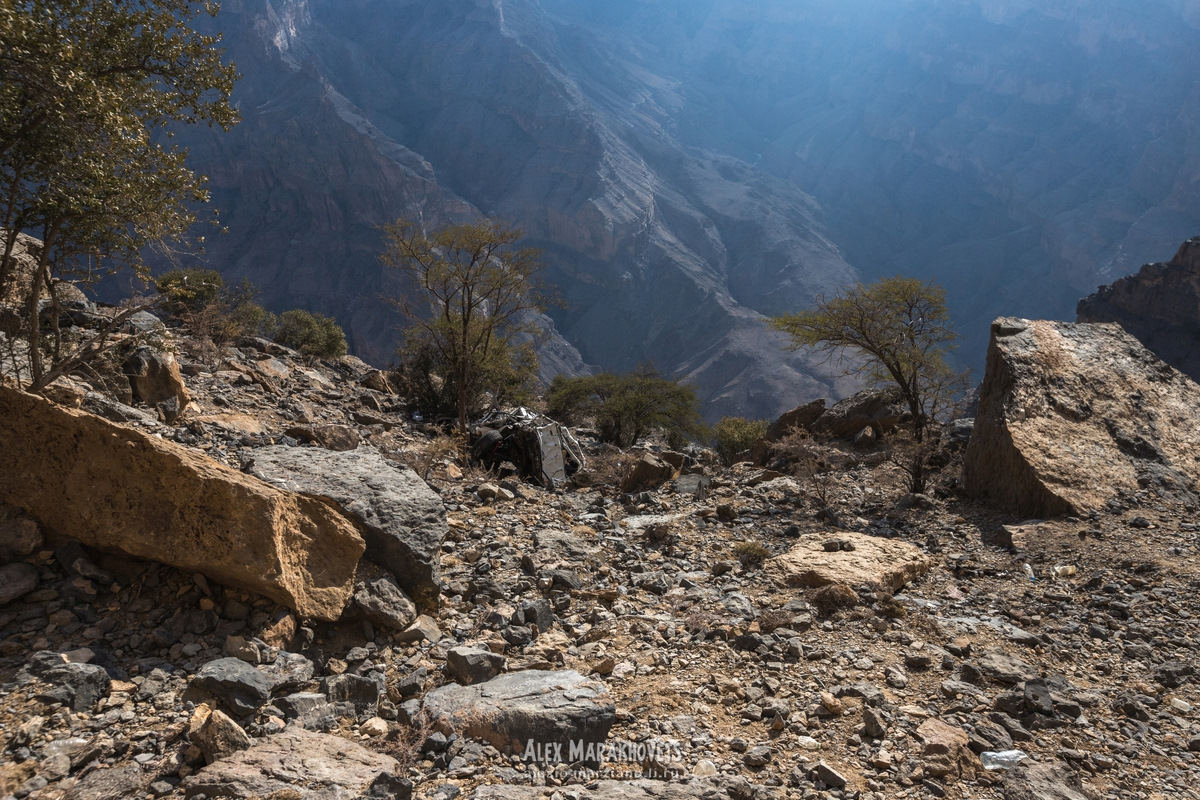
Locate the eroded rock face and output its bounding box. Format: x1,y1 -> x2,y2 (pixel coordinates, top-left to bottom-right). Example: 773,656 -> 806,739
963,318 -> 1200,517
1078,237 -> 1200,382
766,532 -> 934,592
0,387 -> 364,621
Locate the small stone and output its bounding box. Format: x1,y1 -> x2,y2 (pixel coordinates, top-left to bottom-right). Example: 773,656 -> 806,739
0,562 -> 39,605
743,745 -> 773,767
360,717 -> 389,737
812,761 -> 848,788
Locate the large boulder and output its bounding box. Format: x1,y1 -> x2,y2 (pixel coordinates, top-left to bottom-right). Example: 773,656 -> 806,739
0,387 -> 364,621
963,318 -> 1200,517
422,670 -> 615,758
247,445 -> 446,612
182,727 -> 402,799
811,387 -> 908,439
122,346 -> 190,423
766,532 -> 934,592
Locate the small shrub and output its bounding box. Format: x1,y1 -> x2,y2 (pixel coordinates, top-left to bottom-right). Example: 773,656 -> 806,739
757,609 -> 795,633
809,583 -> 860,616
389,433 -> 464,482
712,416 -> 768,466
546,366 -> 704,448
155,267 -> 226,316
273,309 -> 348,359
733,540 -> 771,568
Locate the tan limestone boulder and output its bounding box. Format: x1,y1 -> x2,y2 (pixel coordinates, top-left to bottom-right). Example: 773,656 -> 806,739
766,532 -> 934,591
916,718 -> 982,782
964,317 -> 1200,516
0,387 -> 364,620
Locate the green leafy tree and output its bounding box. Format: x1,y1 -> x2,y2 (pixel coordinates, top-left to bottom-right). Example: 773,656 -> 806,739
273,309 -> 347,360
712,416 -> 768,466
771,276 -> 966,492
380,218 -> 547,433
0,0 -> 238,389
547,367 -> 704,448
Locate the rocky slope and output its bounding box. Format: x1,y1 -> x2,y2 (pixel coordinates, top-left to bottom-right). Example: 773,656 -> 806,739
2,317 -> 1200,800
1077,237 -> 1200,382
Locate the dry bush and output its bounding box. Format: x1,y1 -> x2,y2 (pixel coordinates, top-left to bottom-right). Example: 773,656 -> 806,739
808,583 -> 859,616
773,427 -> 838,509
733,540 -> 771,568
391,433 -> 464,482
571,446 -> 627,490
757,609 -> 795,633
375,709 -> 434,770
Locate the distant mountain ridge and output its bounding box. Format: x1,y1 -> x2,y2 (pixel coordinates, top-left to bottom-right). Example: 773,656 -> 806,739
165,0 -> 1200,420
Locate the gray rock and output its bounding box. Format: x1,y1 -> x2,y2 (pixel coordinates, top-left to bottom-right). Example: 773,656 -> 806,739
62,762 -> 146,800
258,651 -> 315,692
248,445 -> 447,612
35,663 -> 111,712
354,575 -> 417,631
422,670 -> 614,758
322,673 -> 381,715
276,692 -> 337,731
189,658 -> 271,717
183,727 -> 399,799
812,387 -> 908,439
447,646 -> 506,686
0,561 -> 38,605
0,514 -> 42,560
812,760 -> 849,788
1001,759 -> 1093,800
974,651 -> 1037,685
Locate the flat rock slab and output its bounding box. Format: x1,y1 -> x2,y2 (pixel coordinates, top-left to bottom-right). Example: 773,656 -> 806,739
422,670 -> 614,756
182,727 -> 399,799
248,445 -> 446,612
964,317 -> 1200,516
474,780 -> 732,800
0,388 -> 364,621
766,532 -> 934,591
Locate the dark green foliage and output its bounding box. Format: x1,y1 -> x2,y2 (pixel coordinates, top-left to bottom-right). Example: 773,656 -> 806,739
546,366 -> 703,448
155,270 -> 275,345
273,309 -> 347,359
712,416 -> 769,466
155,268 -> 226,316
0,0 -> 238,389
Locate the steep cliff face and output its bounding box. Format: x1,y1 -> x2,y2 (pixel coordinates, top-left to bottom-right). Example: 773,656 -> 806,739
170,0 -> 860,419
541,0 -> 1200,364
167,0 -> 1200,419
1077,237 -> 1200,381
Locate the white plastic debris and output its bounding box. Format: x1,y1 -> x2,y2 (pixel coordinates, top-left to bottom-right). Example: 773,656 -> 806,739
981,749 -> 1029,770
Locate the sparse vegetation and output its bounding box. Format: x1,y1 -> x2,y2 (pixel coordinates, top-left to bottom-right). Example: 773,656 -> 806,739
273,309 -> 348,360
380,219 -> 548,433
733,540 -> 771,568
546,366 -> 704,449
0,0 -> 238,391
772,276 -> 967,492
712,415 -> 768,466
156,269 -> 276,347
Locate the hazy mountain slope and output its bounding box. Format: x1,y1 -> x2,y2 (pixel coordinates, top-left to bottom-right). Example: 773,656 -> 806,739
172,0 -> 861,420
539,0 -> 1200,361
172,0 -> 1199,418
